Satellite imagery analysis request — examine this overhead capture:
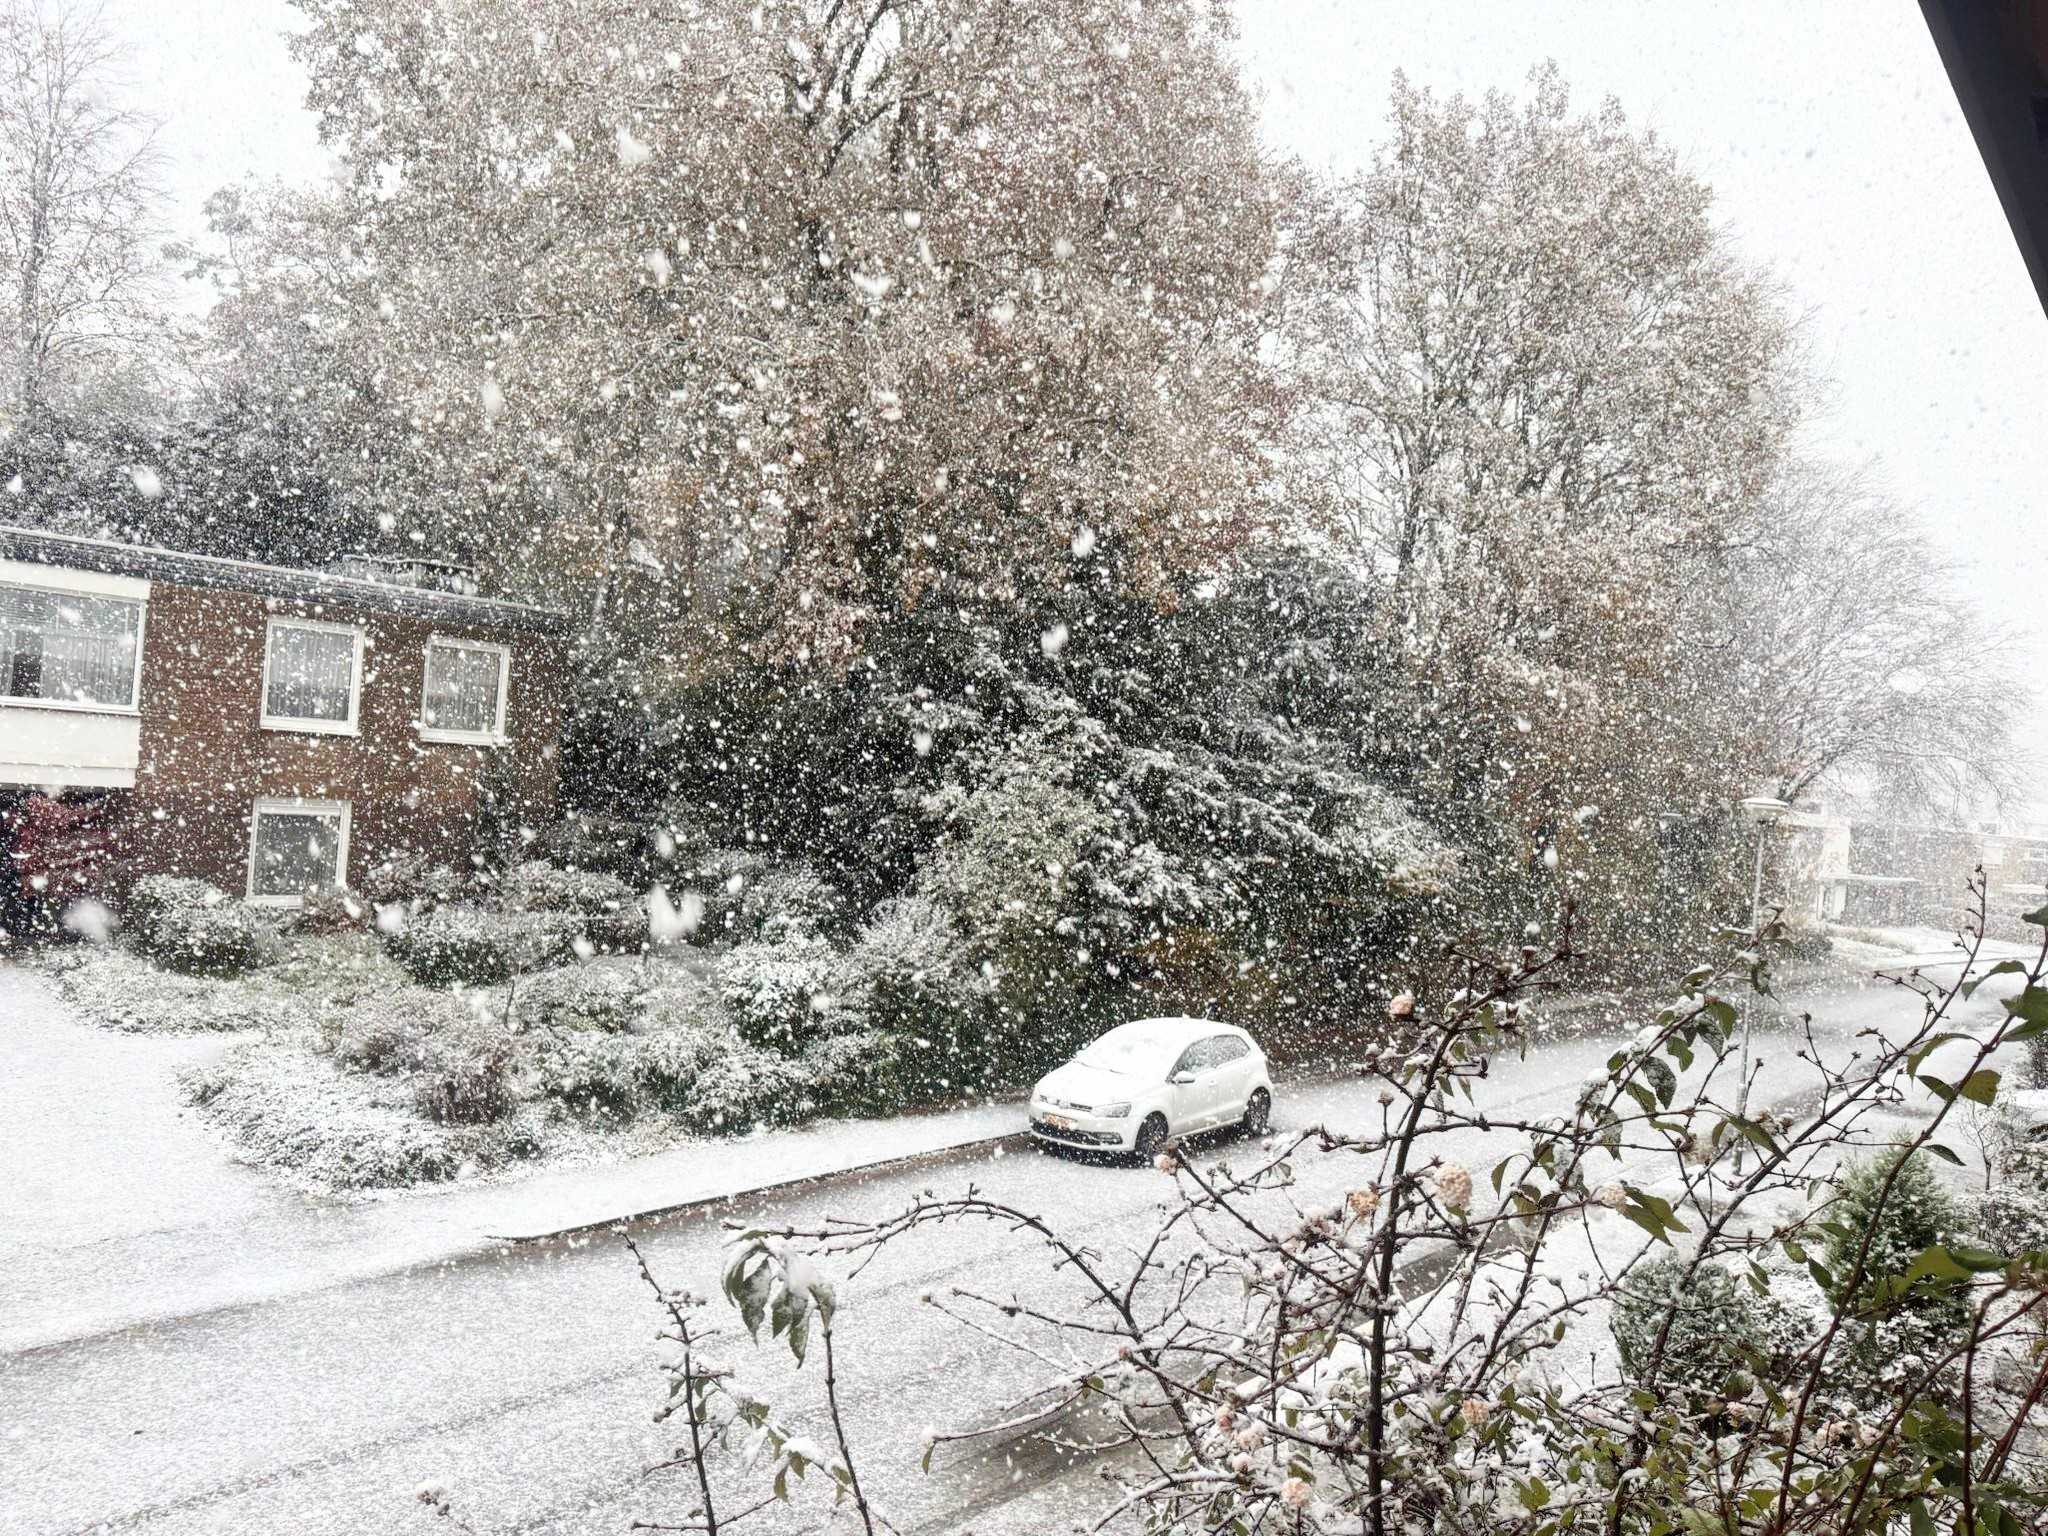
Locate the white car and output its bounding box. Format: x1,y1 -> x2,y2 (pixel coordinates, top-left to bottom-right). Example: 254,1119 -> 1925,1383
1028,1016 -> 1273,1158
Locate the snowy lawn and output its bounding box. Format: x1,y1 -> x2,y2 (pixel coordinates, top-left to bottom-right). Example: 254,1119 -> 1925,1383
31,934 -> 990,1194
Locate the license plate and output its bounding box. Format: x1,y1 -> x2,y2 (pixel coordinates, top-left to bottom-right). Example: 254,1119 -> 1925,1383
1041,1113 -> 1073,1130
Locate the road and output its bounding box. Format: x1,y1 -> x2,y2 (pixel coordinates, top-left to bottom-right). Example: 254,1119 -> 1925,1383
0,965 -> 2023,1536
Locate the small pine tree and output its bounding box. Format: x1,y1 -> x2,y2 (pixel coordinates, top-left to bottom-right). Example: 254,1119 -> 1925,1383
1822,1149 -> 1971,1342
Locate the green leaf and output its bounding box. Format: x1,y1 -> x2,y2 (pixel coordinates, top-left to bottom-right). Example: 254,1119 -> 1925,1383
1958,1068 -> 2001,1106
2023,901 -> 2048,928
1902,1245 -> 1973,1284
1516,1475 -> 1551,1511
1918,1074 -> 1955,1105
1923,1142 -> 1964,1166
1948,1244 -> 2010,1273
1729,1116 -> 1783,1159
1961,960 -> 2027,1000
1907,1500 -> 1935,1536
1640,1056 -> 1678,1107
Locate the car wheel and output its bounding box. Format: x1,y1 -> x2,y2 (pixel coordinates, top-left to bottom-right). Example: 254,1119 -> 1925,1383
1134,1112 -> 1170,1161
1242,1088 -> 1271,1137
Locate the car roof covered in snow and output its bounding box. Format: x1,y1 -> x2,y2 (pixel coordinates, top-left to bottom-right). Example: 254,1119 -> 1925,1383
1108,1016 -> 1253,1047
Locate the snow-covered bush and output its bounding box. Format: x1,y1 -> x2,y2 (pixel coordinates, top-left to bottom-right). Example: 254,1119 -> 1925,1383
1978,1146 -> 2048,1257
737,865 -> 847,940
410,1018 -> 517,1125
831,895 -> 990,1097
1822,1148 -> 1970,1326
123,875 -> 274,976
720,929 -> 842,1049
673,1041 -> 807,1135
676,847 -> 778,940
528,814 -> 655,881
496,860 -> 647,953
329,988 -> 479,1074
1610,1252 -> 1814,1398
290,885 -> 371,936
796,1030 -> 903,1116
41,944 -> 277,1031
499,859 -> 634,914
380,904 -> 576,986
357,852 -> 464,908
512,963 -> 644,1035
528,1029 -> 645,1118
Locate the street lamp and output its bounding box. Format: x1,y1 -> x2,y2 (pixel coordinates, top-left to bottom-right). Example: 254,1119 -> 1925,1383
1732,794 -> 1790,1176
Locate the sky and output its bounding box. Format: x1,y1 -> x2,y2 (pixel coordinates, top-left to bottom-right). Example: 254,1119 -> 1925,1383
115,0 -> 2048,778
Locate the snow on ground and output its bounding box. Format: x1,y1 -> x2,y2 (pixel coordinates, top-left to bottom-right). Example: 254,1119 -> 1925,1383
1,967 -> 2029,1536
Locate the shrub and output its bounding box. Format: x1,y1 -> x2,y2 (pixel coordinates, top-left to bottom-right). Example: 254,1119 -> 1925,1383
291,885 -> 371,936
798,1029 -> 903,1116
738,864 -> 847,939
358,852 -> 464,908
331,989 -> 479,1074
529,1030 -> 644,1117
830,895 -> 992,1099
411,1018 -> 517,1124
674,1041 -> 806,1134
499,859 -> 634,913
512,963 -> 645,1034
1611,1252 -> 1815,1399
381,904 -> 576,986
528,814 -> 656,881
494,861 -> 648,954
1821,1148 -> 1965,1315
721,929 -> 842,1049
673,847 -> 777,939
124,875 -> 274,976
1979,1146 -> 2048,1257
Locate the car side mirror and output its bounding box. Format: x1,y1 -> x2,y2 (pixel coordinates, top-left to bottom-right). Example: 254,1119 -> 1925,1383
1171,1071 -> 1196,1086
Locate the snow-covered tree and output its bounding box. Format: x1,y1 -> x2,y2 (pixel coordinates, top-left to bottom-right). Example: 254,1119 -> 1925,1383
1283,67 -> 1806,967
0,0 -> 175,517
217,0 -> 1293,668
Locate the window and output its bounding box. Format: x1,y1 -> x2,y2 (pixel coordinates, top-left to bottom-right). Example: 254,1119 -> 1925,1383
1213,1036 -> 1249,1064
247,799 -> 350,905
1173,1038 -> 1222,1076
420,637 -> 510,743
261,619 -> 362,734
0,583 -> 144,710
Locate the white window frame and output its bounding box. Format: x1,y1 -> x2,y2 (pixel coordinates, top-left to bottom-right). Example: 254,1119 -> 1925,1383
245,797 -> 352,908
259,617 -> 364,737
418,635 -> 512,745
0,576 -> 149,716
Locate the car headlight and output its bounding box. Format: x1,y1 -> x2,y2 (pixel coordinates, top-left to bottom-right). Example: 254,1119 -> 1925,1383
1096,1102 -> 1132,1119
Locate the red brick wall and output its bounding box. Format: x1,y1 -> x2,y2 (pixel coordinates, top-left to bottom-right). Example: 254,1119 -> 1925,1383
111,581 -> 567,896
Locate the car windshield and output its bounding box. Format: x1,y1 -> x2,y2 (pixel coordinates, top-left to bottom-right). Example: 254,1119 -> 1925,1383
1075,1028 -> 1177,1074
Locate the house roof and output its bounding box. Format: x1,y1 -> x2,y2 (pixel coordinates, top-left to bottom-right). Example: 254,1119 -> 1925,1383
0,524 -> 568,634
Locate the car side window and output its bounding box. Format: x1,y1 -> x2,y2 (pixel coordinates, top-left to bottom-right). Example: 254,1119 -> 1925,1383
1213,1036 -> 1249,1064
1173,1039 -> 1216,1076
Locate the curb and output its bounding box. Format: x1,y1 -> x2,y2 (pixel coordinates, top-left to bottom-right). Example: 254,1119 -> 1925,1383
483,1129 -> 1024,1244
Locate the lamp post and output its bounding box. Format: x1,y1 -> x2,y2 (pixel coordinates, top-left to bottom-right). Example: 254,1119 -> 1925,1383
1732,794 -> 1791,1176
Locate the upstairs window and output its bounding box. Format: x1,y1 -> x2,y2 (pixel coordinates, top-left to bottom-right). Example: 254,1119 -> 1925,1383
0,583 -> 144,709
261,618 -> 362,735
420,637 -> 510,743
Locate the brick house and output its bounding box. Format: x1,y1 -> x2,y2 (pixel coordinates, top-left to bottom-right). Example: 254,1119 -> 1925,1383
0,525 -> 569,911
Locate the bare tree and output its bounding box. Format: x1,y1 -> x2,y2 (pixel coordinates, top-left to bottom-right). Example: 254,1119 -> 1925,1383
1732,460 -> 2030,814
0,0 -> 166,445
